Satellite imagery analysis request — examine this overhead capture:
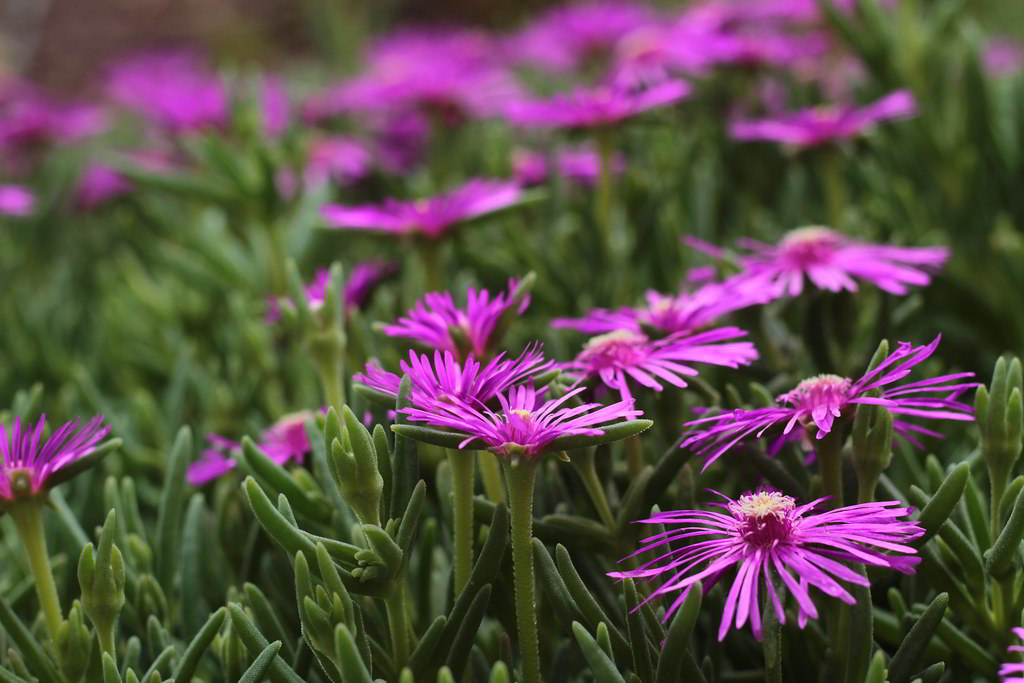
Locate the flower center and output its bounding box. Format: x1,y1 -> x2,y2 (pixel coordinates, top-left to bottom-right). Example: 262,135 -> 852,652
580,329 -> 647,365
509,408 -> 534,421
729,491 -> 796,546
778,374 -> 852,412
5,468 -> 37,499
778,226 -> 843,267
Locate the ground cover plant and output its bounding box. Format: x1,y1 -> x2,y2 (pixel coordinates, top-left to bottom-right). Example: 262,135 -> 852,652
2,0 -> 1024,680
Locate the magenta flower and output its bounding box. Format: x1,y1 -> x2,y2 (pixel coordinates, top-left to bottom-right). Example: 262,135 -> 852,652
611,491 -> 922,638
554,281 -> 770,336
508,0 -> 659,74
703,227 -> 948,298
504,81 -> 690,130
1001,628 -> 1024,681
0,81 -> 105,169
512,145 -> 624,187
729,90 -> 917,148
268,262 -> 396,323
0,416 -> 111,500
985,38 -> 1024,76
355,346 -> 552,408
187,411 -> 318,486
563,328 -> 759,401
305,136 -> 373,186
0,184 -> 34,216
402,384 -> 642,459
684,335 -> 976,468
75,164 -> 133,210
380,281 -> 529,360
106,51 -> 227,132
322,179 -> 523,240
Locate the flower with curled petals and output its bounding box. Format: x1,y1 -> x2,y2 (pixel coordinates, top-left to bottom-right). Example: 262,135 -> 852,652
1,416 -> 111,501
563,327 -> 758,401
683,336 -> 976,468
610,490 -> 923,639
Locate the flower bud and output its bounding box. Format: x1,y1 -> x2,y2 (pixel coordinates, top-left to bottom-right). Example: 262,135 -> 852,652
330,407 -> 384,526
78,510 -> 126,651
56,601 -> 92,682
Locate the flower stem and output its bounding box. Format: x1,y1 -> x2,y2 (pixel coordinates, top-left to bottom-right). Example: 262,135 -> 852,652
419,240 -> 442,293
97,622 -> 117,659
313,349 -> 346,414
594,127 -> 617,266
762,589 -> 783,683
821,147 -> 846,229
818,429 -> 845,509
384,584 -> 410,670
502,458 -> 541,683
856,478 -> 876,504
991,474 -> 1008,541
571,451 -> 616,529
478,451 -> 505,504
448,450 -> 476,597
9,500 -> 64,645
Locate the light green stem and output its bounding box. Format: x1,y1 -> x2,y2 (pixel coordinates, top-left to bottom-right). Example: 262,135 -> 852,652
313,349 -> 345,414
97,622 -> 116,659
502,458 -> 541,683
856,478 -> 877,504
385,585 -> 410,669
594,127 -> 616,262
448,450 -> 475,597
478,451 -> 506,504
818,429 -> 845,510
419,241 -> 442,293
991,474 -> 1008,541
821,148 -> 847,229
572,454 -> 616,529
10,501 -> 64,645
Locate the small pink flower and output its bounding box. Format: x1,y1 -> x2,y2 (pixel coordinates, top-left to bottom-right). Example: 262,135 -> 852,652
512,145 -> 624,187
0,416 -> 111,500
0,185 -> 34,216
267,262 -> 397,323
504,81 -> 690,130
684,335 -> 976,468
702,226 -> 949,298
611,491 -> 923,639
322,179 -> 523,240
563,327 -> 758,401
75,165 -> 133,210
729,90 -> 917,148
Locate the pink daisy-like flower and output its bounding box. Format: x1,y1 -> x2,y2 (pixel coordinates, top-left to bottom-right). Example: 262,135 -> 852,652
729,90 -> 917,148
696,227 -> 949,298
508,0 -> 660,74
305,136 -> 373,186
267,262 -> 397,323
503,81 -> 691,130
187,410 -> 318,486
512,145 -> 625,187
75,164 -> 133,210
322,179 -> 523,240
0,416 -> 111,500
1001,627 -> 1024,681
105,51 -> 227,133
355,346 -> 552,409
0,184 -> 34,216
610,490 -> 923,639
563,328 -> 759,401
402,383 -> 641,459
380,281 -> 529,360
684,335 -> 975,468
554,281 -> 770,337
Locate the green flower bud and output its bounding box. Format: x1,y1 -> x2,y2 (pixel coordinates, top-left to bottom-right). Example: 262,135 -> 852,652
330,407 -> 384,526
79,510 -> 126,657
57,600 -> 92,683
852,400 -> 893,501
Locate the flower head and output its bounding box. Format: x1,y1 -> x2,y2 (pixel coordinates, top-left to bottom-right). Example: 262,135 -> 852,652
563,327 -> 759,401
0,185 -> 34,216
707,226 -> 948,298
305,136 -> 373,186
684,335 -> 976,468
0,416 -> 111,501
1001,627 -> 1024,681
729,90 -> 917,148
268,262 -> 396,322
508,0 -> 660,74
380,280 -> 529,360
554,281 -> 770,336
402,384 -> 641,459
106,51 -> 227,132
355,346 -> 552,409
75,164 -> 133,210
504,81 -> 690,130
512,146 -> 624,187
611,492 -> 923,639
322,179 -> 523,240
187,411 -> 318,486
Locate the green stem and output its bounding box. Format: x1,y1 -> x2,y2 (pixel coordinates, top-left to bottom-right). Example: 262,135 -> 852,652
313,348 -> 345,414
856,477 -> 877,504
594,127 -> 616,264
821,148 -> 847,229
818,429 -> 845,510
763,588 -> 783,683
571,452 -> 616,529
502,458 -> 541,683
478,451 -> 505,504
419,241 -> 442,293
9,501 -> 64,645
991,473 -> 1008,541
448,450 -> 475,597
384,585 -> 410,670
97,622 -> 116,659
